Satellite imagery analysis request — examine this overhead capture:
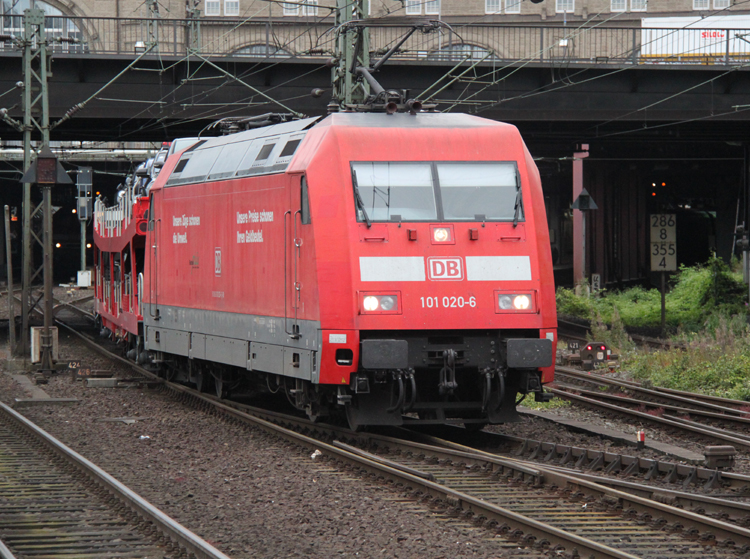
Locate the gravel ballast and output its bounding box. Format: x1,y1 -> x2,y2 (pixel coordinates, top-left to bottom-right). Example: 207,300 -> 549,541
1,329 -> 547,559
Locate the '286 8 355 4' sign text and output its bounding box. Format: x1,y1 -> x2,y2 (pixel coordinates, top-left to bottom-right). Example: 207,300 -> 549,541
650,214 -> 676,272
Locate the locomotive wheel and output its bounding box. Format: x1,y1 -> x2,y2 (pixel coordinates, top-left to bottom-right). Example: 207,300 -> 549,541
215,376 -> 230,399
195,371 -> 213,394
344,404 -> 364,432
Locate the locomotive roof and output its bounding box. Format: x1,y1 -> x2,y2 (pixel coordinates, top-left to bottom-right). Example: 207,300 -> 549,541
161,112 -> 520,189
189,112 -> 508,153
190,116 -> 321,151
319,112 -> 509,129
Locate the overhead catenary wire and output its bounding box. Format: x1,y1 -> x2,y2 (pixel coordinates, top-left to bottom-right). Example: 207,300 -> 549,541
449,0 -> 750,124
435,9 -> 630,111
78,2 -> 338,142
438,0 -> 750,111
25,1 -> 449,142
582,105 -> 750,140
99,0 -> 459,132
14,0 -> 745,145
51,43 -> 157,130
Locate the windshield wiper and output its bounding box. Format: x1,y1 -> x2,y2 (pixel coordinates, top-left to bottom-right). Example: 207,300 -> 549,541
513,177 -> 523,228
351,172 -> 371,228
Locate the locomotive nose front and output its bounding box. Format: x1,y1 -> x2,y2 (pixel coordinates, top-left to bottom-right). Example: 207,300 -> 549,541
341,158 -> 555,428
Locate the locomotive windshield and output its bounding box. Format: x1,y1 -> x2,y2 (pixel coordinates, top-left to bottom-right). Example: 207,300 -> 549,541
352,162 -> 437,221
351,161 -> 523,223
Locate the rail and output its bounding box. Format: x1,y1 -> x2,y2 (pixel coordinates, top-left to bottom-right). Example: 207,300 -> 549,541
2,16 -> 750,67
0,402 -> 232,559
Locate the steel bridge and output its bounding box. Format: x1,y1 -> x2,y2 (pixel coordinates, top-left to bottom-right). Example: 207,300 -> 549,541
1,15 -> 749,288
0,16 -> 749,142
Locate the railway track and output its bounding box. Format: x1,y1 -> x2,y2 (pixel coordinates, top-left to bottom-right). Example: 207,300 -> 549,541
412,429 -> 750,527
552,366 -> 750,450
340,432 -> 750,558
53,320 -> 750,558
557,318 -> 686,350
0,401 -> 231,559
556,367 -> 750,417
425,425 -> 750,492
410,426 -> 750,522
580,373 -> 750,414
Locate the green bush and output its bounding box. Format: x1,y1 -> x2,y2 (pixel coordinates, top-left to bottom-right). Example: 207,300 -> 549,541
556,286 -> 595,317
627,334 -> 750,401
556,257 -> 747,332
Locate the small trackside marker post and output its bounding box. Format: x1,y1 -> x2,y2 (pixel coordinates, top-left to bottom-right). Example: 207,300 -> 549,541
636,430 -> 645,450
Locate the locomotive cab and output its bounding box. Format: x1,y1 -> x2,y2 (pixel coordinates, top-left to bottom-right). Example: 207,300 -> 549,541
296,113 -> 557,429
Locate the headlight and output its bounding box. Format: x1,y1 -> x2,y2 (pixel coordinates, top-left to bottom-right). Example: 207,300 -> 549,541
495,291 -> 536,313
361,293 -> 401,314
379,296 -> 396,311
433,228 -> 450,242
363,296 -> 380,311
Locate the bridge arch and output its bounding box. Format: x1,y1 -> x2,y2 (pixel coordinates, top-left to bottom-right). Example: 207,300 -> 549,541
2,0 -> 85,51
427,43 -> 498,61
231,43 -> 292,58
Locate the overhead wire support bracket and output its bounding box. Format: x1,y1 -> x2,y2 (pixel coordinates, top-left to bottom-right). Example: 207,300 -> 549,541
0,110 -> 23,132
331,10 -> 447,112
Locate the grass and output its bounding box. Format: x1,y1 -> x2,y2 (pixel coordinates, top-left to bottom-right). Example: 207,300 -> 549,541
555,258 -> 750,402
522,397 -> 571,411
626,316 -> 750,401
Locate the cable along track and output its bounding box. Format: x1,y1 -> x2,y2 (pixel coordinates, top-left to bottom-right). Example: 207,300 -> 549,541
0,402 -> 231,559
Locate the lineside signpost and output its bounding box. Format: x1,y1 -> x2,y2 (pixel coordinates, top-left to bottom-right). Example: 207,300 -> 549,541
650,213 -> 676,336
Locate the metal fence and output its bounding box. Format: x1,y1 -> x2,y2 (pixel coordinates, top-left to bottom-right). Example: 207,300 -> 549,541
2,15 -> 749,66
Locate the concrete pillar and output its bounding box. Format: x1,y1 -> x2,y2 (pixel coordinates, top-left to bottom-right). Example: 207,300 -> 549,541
573,144 -> 589,284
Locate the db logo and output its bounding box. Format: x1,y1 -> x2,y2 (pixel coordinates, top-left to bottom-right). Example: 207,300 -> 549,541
427,257 -> 463,281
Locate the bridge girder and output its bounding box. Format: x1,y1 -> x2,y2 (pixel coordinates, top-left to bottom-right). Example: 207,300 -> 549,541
0,54 -> 749,147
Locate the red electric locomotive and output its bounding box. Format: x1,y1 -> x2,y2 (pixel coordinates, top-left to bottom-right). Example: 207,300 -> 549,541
95,111 -> 557,429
